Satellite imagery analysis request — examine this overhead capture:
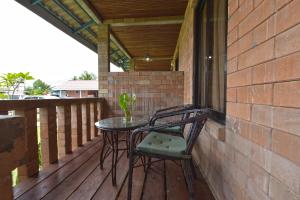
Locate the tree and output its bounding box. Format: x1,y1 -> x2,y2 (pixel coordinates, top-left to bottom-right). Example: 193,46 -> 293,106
25,79 -> 52,95
78,71 -> 96,80
0,72 -> 34,99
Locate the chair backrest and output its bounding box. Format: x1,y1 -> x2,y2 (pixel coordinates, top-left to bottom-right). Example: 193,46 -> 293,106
184,109 -> 209,154
149,104 -> 196,131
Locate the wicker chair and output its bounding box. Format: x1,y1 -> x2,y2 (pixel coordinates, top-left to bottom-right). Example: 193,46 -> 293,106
149,104 -> 195,136
127,108 -> 209,200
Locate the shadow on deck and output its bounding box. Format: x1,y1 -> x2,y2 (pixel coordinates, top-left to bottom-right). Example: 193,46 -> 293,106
13,137 -> 215,200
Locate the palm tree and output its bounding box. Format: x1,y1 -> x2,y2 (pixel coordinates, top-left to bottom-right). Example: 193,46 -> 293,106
78,71 -> 96,80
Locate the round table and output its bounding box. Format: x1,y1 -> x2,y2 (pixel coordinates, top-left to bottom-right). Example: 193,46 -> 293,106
95,117 -> 148,185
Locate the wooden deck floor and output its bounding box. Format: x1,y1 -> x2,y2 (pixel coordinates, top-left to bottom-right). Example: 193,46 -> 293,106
13,137 -> 215,200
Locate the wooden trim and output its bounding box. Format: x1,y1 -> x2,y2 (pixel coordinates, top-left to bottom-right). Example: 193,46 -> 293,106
103,16 -> 184,27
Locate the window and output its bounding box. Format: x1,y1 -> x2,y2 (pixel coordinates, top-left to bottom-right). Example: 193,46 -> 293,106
193,0 -> 227,123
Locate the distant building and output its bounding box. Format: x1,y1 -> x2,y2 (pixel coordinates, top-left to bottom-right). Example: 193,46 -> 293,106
52,80 -> 98,98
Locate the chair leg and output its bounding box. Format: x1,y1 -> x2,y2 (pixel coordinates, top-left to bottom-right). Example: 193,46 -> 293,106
127,153 -> 135,200
190,159 -> 198,180
182,160 -> 194,200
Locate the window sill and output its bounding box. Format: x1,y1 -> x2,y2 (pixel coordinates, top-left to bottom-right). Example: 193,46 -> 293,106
205,119 -> 225,141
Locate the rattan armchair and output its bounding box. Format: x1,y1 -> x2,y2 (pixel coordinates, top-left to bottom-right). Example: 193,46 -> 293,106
127,108 -> 209,200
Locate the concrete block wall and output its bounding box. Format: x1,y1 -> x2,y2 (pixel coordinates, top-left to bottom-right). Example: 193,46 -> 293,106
99,71 -> 184,118
178,0 -> 300,199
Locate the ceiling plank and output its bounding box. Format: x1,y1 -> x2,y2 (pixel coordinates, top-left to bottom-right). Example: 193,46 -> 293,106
134,56 -> 172,61
75,0 -> 132,59
103,16 -> 184,27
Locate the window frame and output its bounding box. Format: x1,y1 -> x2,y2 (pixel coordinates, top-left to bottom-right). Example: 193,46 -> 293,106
193,0 -> 228,124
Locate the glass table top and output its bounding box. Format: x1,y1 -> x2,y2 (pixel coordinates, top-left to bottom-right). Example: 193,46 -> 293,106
95,117 -> 148,131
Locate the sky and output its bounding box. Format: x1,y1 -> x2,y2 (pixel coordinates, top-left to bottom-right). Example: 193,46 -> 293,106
0,1 -> 122,86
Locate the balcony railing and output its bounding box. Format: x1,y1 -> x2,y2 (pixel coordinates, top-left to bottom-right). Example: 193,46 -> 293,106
0,98 -> 104,198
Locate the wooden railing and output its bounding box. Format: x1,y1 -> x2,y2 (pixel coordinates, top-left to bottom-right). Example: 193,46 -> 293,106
0,98 -> 104,196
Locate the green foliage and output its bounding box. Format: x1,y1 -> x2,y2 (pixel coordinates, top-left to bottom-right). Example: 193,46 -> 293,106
78,71 -> 97,80
118,93 -> 136,119
0,72 -> 34,99
0,93 -> 8,99
25,79 -> 52,95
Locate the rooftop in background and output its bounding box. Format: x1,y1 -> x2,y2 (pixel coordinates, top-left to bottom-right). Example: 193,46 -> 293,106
53,80 -> 98,91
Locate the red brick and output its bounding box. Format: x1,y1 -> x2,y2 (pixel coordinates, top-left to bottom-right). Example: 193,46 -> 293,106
275,23 -> 300,57
274,51 -> 300,82
237,86 -> 252,103
251,105 -> 273,127
227,68 -> 252,87
252,84 -> 273,105
239,119 -> 251,139
227,88 -> 237,102
272,129 -> 300,166
228,0 -> 239,17
276,0 -> 300,33
269,176 -> 300,200
228,41 -> 238,60
238,38 -> 275,69
238,0 -> 254,22
270,152 -> 300,194
249,123 -> 272,149
252,62 -> 275,84
237,31 -> 253,55
227,57 -> 238,73
228,27 -> 238,46
239,0 -> 275,37
273,107 -> 300,136
274,81 -> 300,108
248,162 -> 270,193
275,0 -> 293,10
227,102 -> 251,120
228,10 -> 240,32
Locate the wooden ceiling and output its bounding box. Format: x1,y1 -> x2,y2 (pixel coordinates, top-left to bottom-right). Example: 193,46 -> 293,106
90,0 -> 188,19
89,0 -> 188,71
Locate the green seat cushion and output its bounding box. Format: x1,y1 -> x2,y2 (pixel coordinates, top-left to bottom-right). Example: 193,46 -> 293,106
136,132 -> 187,158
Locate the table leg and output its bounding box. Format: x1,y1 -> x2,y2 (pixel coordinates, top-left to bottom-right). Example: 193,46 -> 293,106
111,131 -> 119,186
100,131 -> 107,170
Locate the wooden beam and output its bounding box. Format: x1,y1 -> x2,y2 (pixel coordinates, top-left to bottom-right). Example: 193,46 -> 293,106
103,16 -> 184,27
134,56 -> 173,61
75,0 -> 132,59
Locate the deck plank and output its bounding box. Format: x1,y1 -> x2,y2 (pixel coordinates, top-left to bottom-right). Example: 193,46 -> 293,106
92,152 -> 129,200
67,152 -> 116,200
117,160 -> 145,200
16,143 -> 101,200
42,150 -> 102,200
165,161 -> 189,200
14,138 -> 100,199
141,160 -> 165,200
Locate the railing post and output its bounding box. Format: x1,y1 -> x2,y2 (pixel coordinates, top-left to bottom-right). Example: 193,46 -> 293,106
81,103 -> 87,144
40,106 -> 58,167
15,108 -> 39,181
0,116 -> 26,200
93,101 -> 98,137
86,102 -> 91,141
76,104 -> 83,146
0,172 -> 13,200
57,105 -> 72,158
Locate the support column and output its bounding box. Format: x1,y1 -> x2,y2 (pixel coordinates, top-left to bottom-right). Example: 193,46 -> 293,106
98,25 -> 110,100
97,24 -> 110,74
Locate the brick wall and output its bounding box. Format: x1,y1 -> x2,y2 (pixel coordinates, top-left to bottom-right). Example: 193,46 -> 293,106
178,0 -> 300,199
99,71 -> 184,118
